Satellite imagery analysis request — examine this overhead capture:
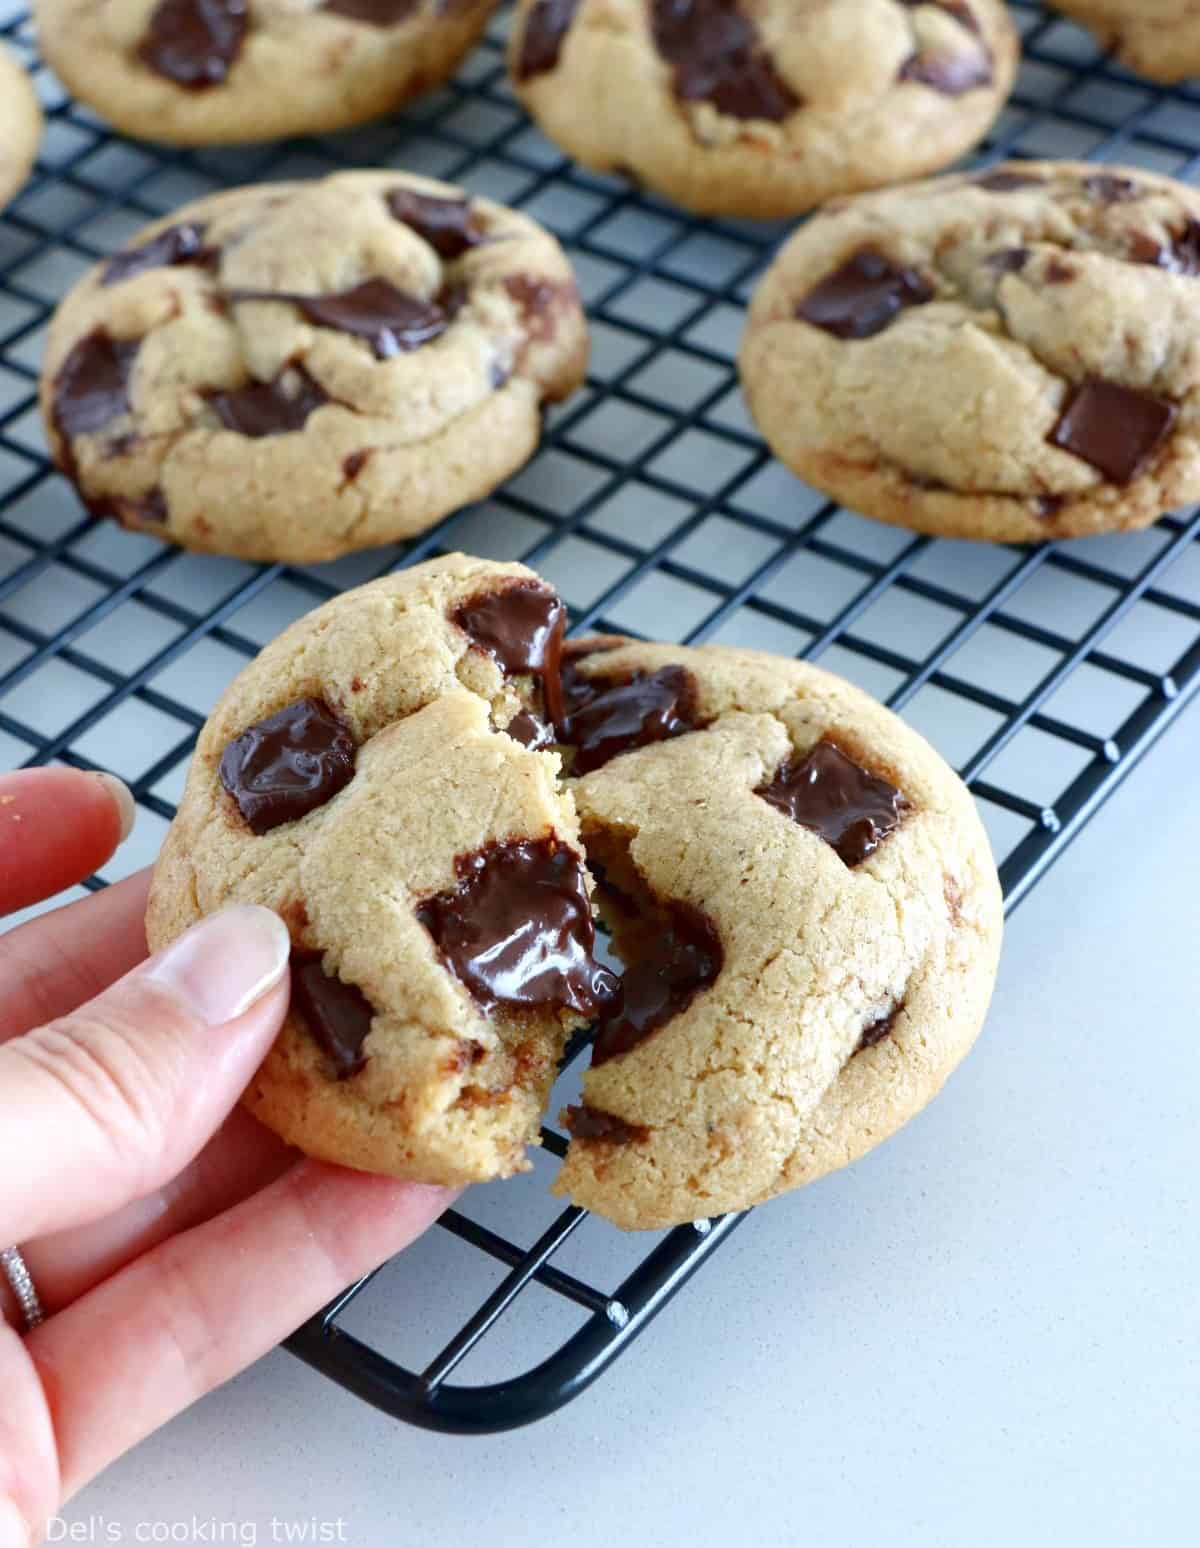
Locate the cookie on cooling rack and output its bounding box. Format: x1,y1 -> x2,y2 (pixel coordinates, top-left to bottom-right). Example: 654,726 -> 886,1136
740,160 -> 1200,543
1046,1 -> 1200,85
552,636 -> 1002,1229
146,554 -> 619,1185
0,46 -> 41,211
508,0 -> 1018,218
34,0 -> 498,144
39,171 -> 587,564
147,554 -> 1002,1221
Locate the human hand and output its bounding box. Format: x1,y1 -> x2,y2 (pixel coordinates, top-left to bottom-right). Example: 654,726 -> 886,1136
0,768 -> 455,1545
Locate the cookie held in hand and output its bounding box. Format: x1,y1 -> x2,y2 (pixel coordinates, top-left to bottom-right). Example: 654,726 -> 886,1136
146,556 -> 1002,1223
509,0 -> 1017,218
740,160 -> 1200,542
40,173 -> 587,563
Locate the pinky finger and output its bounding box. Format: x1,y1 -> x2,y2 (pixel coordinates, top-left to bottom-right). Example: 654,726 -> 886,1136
27,1162 -> 455,1505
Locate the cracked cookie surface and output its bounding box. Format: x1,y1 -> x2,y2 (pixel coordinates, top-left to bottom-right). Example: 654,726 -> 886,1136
34,0 -> 498,144
508,0 -> 1017,218
146,554 -> 616,1185
554,637 -> 1001,1229
740,160 -> 1200,542
0,47 -> 41,211
39,171 -> 587,563
1046,1 -> 1200,85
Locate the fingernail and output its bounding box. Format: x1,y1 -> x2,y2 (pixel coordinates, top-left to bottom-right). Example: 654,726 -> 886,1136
0,1498 -> 29,1548
93,771 -> 136,843
145,905 -> 290,1025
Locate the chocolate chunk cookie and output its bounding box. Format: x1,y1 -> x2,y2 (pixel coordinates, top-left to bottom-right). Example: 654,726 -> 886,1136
34,0 -> 498,144
39,172 -> 587,563
1046,1 -> 1200,85
553,637 -> 1001,1230
148,559 -> 1002,1221
509,0 -> 1018,218
0,47 -> 41,211
146,555 -> 618,1184
740,160 -> 1200,542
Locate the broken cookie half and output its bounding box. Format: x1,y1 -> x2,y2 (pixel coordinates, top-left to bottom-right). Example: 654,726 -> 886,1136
146,554 -> 1002,1224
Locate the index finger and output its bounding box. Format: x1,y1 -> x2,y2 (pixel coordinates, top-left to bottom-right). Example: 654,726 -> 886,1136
0,769 -> 135,916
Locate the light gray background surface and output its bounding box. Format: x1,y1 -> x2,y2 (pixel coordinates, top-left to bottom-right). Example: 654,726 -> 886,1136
63,694 -> 1199,1548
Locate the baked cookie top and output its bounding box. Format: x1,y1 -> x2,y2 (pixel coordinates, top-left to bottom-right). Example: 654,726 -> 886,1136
740,160 -> 1200,543
39,172 -> 586,563
0,47 -> 41,212
34,0 -> 498,144
148,556 -> 1002,1220
509,0 -> 1018,218
553,637 -> 1001,1229
146,555 -> 617,1186
1047,1 -> 1200,85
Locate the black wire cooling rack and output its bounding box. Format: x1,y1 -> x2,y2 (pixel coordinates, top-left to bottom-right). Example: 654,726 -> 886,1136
3,0 -> 1200,1434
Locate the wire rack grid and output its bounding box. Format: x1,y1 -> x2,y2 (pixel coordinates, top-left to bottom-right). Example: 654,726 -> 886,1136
2,0 -> 1199,1433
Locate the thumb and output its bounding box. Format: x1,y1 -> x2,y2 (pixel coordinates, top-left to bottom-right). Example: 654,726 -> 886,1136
0,905 -> 291,1246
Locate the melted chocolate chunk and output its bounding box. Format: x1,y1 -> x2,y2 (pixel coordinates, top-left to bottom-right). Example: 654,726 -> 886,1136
323,0 -> 419,22
591,902 -> 722,1065
856,1003 -> 900,1055
1035,492 -> 1065,519
53,331 -> 139,445
137,0 -> 247,87
505,709 -> 554,750
230,279 -> 453,359
453,580 -> 567,725
974,169 -> 1044,192
795,248 -> 933,340
292,957 -> 375,1079
416,837 -> 620,1015
899,47 -> 991,94
563,1105 -> 649,1143
516,0 -> 581,78
755,741 -> 909,868
649,0 -> 799,120
102,223 -> 214,286
1045,258 -> 1077,284
987,247 -> 1030,273
386,187 -> 486,259
1128,220 -> 1200,277
559,663 -> 698,774
1083,173 -> 1141,204
342,449 -> 371,483
1048,378 -> 1177,485
208,365 -> 331,437
219,697 -> 356,835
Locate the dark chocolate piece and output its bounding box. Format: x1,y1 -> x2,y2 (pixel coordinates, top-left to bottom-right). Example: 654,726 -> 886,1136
137,0 -> 247,88
856,1003 -> 900,1055
416,837 -> 620,1015
987,247 -> 1030,274
505,709 -> 555,750
974,169 -> 1044,192
1048,378 -> 1177,485
795,248 -> 933,340
386,187 -> 486,259
1083,174 -> 1141,204
323,0 -> 419,22
591,902 -> 722,1065
342,449 -> 371,483
558,663 -> 698,774
563,1105 -> 649,1143
1044,258 -> 1077,284
649,0 -> 799,121
229,279 -> 453,359
219,697 -> 356,835
53,330 -> 140,445
1035,492 -> 1065,519
1128,220 -> 1200,276
292,957 -> 375,1079
208,364 -> 331,437
453,580 -> 567,725
755,741 -> 909,867
515,0 -> 581,78
899,47 -> 991,94
102,223 -> 214,286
